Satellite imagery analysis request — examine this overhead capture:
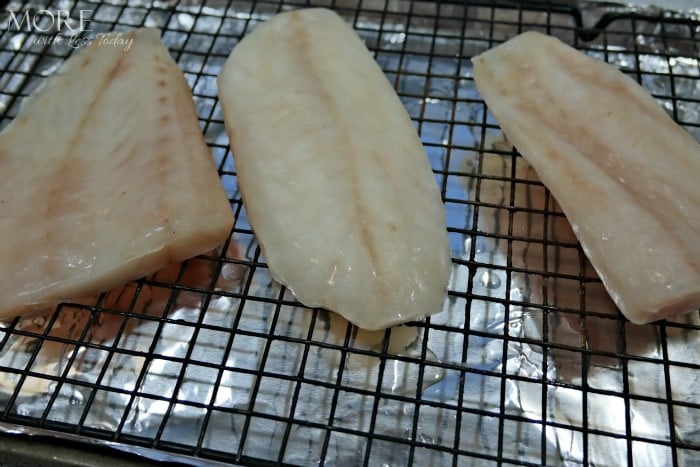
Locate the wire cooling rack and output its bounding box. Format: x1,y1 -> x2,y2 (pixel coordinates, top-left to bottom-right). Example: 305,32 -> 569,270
1,0 -> 699,465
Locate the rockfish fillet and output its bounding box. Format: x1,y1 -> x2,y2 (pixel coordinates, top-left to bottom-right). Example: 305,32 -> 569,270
0,28 -> 235,319
472,31 -> 700,324
217,9 -> 451,330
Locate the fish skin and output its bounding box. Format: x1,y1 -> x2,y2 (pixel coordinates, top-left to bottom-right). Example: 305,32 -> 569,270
217,8 -> 451,330
0,28 -> 234,319
472,31 -> 700,324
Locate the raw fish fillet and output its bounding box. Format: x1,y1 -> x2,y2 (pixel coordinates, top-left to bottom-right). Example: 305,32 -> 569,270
217,8 -> 451,330
0,28 -> 234,319
472,31 -> 700,324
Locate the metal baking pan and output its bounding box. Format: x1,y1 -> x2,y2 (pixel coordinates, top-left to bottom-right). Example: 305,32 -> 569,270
0,0 -> 699,465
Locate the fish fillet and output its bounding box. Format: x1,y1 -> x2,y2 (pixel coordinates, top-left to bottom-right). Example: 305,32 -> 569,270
472,31 -> 700,324
217,8 -> 451,330
0,28 -> 234,319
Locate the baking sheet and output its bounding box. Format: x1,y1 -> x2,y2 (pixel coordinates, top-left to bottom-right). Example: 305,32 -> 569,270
1,0 -> 699,465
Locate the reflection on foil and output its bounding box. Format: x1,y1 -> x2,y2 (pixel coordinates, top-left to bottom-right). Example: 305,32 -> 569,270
0,238 -> 243,398
461,135 -> 700,466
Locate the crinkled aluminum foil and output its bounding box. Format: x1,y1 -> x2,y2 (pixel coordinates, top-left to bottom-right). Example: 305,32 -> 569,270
0,0 -> 699,465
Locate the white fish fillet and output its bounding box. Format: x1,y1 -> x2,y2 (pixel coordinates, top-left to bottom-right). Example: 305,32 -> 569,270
0,28 -> 234,319
472,31 -> 700,324
217,8 -> 451,330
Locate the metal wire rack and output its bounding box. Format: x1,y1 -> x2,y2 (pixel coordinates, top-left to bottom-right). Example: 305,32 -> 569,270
1,0 -> 699,465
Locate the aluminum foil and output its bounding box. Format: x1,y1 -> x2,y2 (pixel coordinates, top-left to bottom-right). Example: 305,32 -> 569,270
1,0 -> 699,465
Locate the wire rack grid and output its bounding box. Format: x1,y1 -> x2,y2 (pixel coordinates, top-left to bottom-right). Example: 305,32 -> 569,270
0,0 -> 699,465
